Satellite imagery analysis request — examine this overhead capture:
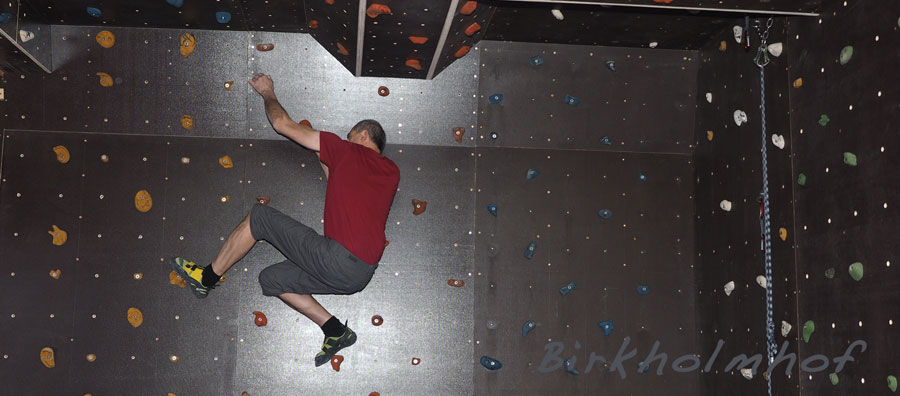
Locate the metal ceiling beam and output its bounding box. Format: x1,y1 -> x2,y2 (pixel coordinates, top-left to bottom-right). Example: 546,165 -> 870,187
427,0 -> 460,80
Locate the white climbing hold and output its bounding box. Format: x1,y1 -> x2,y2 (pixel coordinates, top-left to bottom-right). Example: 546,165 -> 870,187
732,26 -> 744,43
719,200 -> 732,212
741,368 -> 754,379
756,275 -> 767,288
767,42 -> 783,57
551,9 -> 564,20
733,110 -> 748,126
19,30 -> 34,43
705,92 -> 712,103
772,134 -> 785,149
649,41 -> 658,48
724,281 -> 735,296
781,321 -> 792,337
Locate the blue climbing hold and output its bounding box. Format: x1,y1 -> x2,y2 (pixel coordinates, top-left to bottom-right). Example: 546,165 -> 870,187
606,60 -> 616,71
529,55 -> 543,66
489,93 -> 503,104
600,136 -> 612,145
638,172 -> 647,182
216,11 -> 232,23
559,281 -> 576,296
524,241 -> 536,259
597,320 -> 614,336
637,285 -> 650,295
490,131 -> 499,140
598,209 -> 613,219
638,362 -> 650,374
0,12 -> 12,23
564,94 -> 580,106
86,6 -> 102,18
522,320 -> 536,336
526,168 -> 539,179
166,0 -> 184,7
487,204 -> 498,217
481,356 -> 502,370
564,359 -> 580,375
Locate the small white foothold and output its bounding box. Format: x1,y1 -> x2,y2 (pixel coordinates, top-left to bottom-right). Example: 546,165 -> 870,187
724,281 -> 735,296
767,42 -> 783,57
720,200 -> 732,212
756,275 -> 767,288
781,321 -> 792,337
733,26 -> 744,43
772,134 -> 785,149
649,41 -> 658,48
705,92 -> 712,103
741,368 -> 754,379
19,30 -> 35,43
551,9 -> 564,20
733,110 -> 748,126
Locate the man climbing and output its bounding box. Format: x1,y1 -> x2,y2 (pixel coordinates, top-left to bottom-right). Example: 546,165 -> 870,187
169,73 -> 400,367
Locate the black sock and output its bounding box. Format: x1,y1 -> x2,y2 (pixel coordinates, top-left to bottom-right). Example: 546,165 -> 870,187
321,316 -> 344,338
201,265 -> 221,288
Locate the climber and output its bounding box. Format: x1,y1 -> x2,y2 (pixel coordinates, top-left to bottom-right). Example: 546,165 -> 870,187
168,73 -> 400,367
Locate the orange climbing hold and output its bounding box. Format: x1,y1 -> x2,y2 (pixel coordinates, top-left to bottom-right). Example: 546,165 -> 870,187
169,270 -> 187,288
448,279 -> 465,287
95,30 -> 115,48
378,86 -> 390,96
455,45 -> 470,58
793,78 -> 803,88
366,4 -> 391,18
40,347 -> 55,368
337,42 -> 350,56
453,127 -> 465,143
326,0 -> 334,4
331,355 -> 344,371
219,155 -> 234,168
252,311 -> 267,326
53,145 -> 70,164
180,33 -> 196,57
299,119 -> 312,128
706,130 -> 714,141
48,225 -> 67,246
371,315 -> 384,326
135,190 -> 153,213
405,59 -> 422,71
409,36 -> 428,44
412,199 -> 427,215
49,269 -> 61,279
384,240 -> 389,247
180,115 -> 194,130
96,72 -> 114,87
224,81 -> 234,90
464,22 -> 481,36
256,196 -> 270,205
127,307 -> 143,328
460,1 -> 477,15
308,20 -> 319,29
256,43 -> 274,52
718,41 -> 727,52
653,0 -> 674,3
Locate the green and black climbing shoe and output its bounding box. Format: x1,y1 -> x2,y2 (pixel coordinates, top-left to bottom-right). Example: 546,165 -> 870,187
168,257 -> 215,299
314,322 -> 357,367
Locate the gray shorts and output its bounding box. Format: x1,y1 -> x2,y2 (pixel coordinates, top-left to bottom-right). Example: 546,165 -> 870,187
250,204 -> 376,296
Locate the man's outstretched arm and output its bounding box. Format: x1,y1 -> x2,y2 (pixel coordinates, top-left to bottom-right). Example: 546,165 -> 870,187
249,73 -> 320,152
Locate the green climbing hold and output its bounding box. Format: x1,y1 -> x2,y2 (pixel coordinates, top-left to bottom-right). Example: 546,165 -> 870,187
802,320 -> 815,343
825,268 -> 835,279
839,46 -> 854,65
797,173 -> 807,186
818,114 -> 830,126
843,152 -> 858,166
888,375 -> 897,392
849,262 -> 864,281
829,373 -> 839,385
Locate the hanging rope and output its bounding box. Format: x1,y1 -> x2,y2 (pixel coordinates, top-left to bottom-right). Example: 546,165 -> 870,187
754,16 -> 776,396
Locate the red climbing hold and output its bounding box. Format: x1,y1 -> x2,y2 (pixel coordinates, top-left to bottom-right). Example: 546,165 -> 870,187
460,1 -> 477,15
412,199 -> 427,215
325,0 -> 334,4
366,3 -> 391,18
384,240 -> 390,247
369,393 -> 380,396
409,36 -> 428,44
371,315 -> 384,326
337,42 -> 349,56
453,127 -> 465,143
411,357 -> 421,365
465,22 -> 481,37
331,355 -> 344,371
378,86 -> 390,96
308,20 -> 319,29
299,119 -> 312,128
448,279 -> 465,287
256,43 -> 274,51
653,0 -> 674,3
405,59 -> 422,71
252,311 -> 267,326
455,45 -> 470,58
256,196 -> 270,205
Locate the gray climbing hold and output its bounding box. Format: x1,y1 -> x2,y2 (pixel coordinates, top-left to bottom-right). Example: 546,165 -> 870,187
818,114 -> 830,126
598,209 -> 613,219
637,285 -> 650,295
802,320 -> 815,343
564,359 -> 580,375
530,55 -> 543,66
526,168 -> 539,179
481,356 -> 502,370
597,320 -> 614,336
524,241 -> 536,259
605,60 -> 616,71
888,375 -> 898,392
797,173 -> 807,186
843,152 -> 858,166
825,268 -> 835,279
829,373 -> 839,385
564,94 -> 580,106
839,45 -> 854,65
522,320 -> 536,336
849,262 -> 864,281
559,281 -> 576,296
487,204 -> 497,217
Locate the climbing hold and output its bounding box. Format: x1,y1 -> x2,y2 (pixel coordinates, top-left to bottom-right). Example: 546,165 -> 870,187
412,199 -> 427,215
465,22 -> 481,36
551,9 -> 564,20
384,240 -> 389,247
252,311 -> 267,326
529,55 -> 543,66
564,359 -> 579,375
460,1 -> 477,15
447,279 -> 465,287
337,42 -> 350,56
772,134 -> 785,149
598,320 -> 614,336
256,196 -> 270,205
180,114 -> 194,130
487,204 -> 498,217
740,368 -> 753,380
793,78 -> 803,88
299,119 -> 312,128
733,110 -> 748,126
718,41 -> 727,51
564,94 -> 580,106
95,31 -> 115,48
134,272 -> 143,280
369,393 -> 380,396
818,114 -> 830,126
526,169 -> 539,179
653,0 -> 674,3
839,46 -> 853,65
100,154 -> 110,163
331,355 -> 344,371
127,307 -> 143,328
455,45 -> 470,58
600,136 -> 612,145
378,86 -> 389,96
480,356 -> 502,370
216,11 -> 231,24
797,173 -> 807,186
256,43 -> 274,52
724,281 -> 734,296
453,127 -> 465,143
219,155 -> 233,168
888,375 -> 898,392
648,41 -> 658,48
781,321 -> 792,337
848,262 -> 864,281
86,7 -> 102,18
371,315 -> 383,326
408,36 -> 427,44
40,347 -> 55,368
169,270 -> 187,288
166,0 -> 184,7
706,131 -> 714,141
180,33 -> 196,57
488,93 -> 503,104
17,31 -> 36,43
489,131 -> 499,140
779,227 -> 787,241
48,225 -> 67,246
169,355 -> 179,362
366,4 -> 391,18
705,92 -> 712,103
829,373 -> 839,385
637,285 -> 650,295
405,59 -> 422,71
224,81 -> 234,90
220,195 -> 230,203
825,268 -> 835,279
0,12 -> 11,23
411,357 -> 421,365
524,241 -> 536,259
638,172 -> 647,182
559,281 -> 576,296
308,20 -> 319,29
597,209 -> 612,219
802,320 -> 815,342
53,145 -> 71,164
605,60 -> 616,71
134,190 -> 153,213
767,42 -> 783,57
732,26 -> 743,43
522,320 -> 536,336
756,275 -> 767,288
719,200 -> 732,212
96,72 -> 114,87
49,269 -> 61,279
843,152 -> 858,167
181,157 -> 190,164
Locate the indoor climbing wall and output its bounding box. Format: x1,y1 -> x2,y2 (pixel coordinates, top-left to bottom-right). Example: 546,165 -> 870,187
786,0 -> 900,394
692,18 -> 799,396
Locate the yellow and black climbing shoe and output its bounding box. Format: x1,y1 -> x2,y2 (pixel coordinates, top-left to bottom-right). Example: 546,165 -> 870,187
168,257 -> 214,299
314,322 -> 357,367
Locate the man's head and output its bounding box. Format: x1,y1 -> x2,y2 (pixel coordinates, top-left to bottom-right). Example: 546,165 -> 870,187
347,119 -> 386,153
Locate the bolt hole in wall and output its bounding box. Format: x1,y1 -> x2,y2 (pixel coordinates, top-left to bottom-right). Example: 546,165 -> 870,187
0,0 -> 899,395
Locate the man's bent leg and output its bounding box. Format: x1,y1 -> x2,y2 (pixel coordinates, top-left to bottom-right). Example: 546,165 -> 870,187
210,212 -> 256,276
279,293 -> 332,326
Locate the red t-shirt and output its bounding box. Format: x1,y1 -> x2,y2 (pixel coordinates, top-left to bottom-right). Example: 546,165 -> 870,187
318,131 -> 400,265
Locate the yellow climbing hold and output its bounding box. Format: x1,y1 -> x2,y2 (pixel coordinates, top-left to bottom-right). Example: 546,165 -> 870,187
48,225 -> 67,246
706,131 -> 714,141
53,145 -> 70,163
779,227 -> 787,241
180,115 -> 194,130
718,41 -> 727,51
95,30 -> 115,48
792,78 -> 803,88
127,307 -> 143,328
134,190 -> 153,213
49,269 -> 61,279
219,155 -> 234,168
85,353 -> 96,362
40,347 -> 55,368
96,72 -> 114,87
180,33 -> 196,57
169,270 -> 187,288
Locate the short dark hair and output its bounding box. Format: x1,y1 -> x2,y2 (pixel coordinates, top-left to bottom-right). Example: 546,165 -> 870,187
351,119 -> 386,153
